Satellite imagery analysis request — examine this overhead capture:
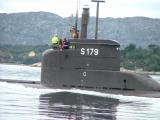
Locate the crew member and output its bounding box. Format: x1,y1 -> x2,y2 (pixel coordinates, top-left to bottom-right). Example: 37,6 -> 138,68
70,26 -> 79,38
63,38 -> 70,49
51,34 -> 60,49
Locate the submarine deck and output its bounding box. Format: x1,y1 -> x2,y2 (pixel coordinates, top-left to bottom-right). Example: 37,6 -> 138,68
1,78 -> 160,98
69,39 -> 120,46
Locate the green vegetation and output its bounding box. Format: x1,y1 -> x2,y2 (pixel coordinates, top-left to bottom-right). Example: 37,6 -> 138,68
121,44 -> 160,71
0,45 -> 49,65
0,44 -> 160,71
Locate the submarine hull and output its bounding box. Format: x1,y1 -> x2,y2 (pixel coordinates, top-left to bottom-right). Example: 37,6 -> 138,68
41,65 -> 160,91
41,41 -> 160,95
41,65 -> 160,97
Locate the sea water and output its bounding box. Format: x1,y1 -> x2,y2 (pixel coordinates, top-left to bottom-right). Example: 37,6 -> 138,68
0,64 -> 160,120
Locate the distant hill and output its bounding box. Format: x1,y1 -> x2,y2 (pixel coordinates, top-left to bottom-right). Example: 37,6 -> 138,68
0,11 -> 160,47
0,12 -> 70,45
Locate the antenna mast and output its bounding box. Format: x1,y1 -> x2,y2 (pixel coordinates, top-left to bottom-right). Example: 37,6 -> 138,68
70,0 -> 79,38
92,0 -> 105,40
75,0 -> 79,33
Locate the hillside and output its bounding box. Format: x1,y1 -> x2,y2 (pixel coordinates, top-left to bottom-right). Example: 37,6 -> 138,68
0,12 -> 70,45
0,12 -> 160,47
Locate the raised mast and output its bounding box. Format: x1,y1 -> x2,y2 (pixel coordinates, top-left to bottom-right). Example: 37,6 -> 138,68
92,0 -> 105,39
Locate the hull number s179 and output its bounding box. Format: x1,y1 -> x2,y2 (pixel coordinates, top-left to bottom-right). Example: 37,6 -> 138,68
81,48 -> 99,56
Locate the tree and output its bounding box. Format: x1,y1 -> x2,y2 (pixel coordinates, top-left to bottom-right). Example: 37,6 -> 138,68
124,44 -> 136,52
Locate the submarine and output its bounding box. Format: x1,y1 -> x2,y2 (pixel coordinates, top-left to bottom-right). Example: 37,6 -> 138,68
41,7 -> 160,97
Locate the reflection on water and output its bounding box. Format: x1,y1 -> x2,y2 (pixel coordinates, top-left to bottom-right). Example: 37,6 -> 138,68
39,92 -> 119,120
1,64 -> 160,120
1,81 -> 160,120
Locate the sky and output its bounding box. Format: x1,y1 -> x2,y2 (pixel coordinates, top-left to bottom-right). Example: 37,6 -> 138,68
0,0 -> 160,18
